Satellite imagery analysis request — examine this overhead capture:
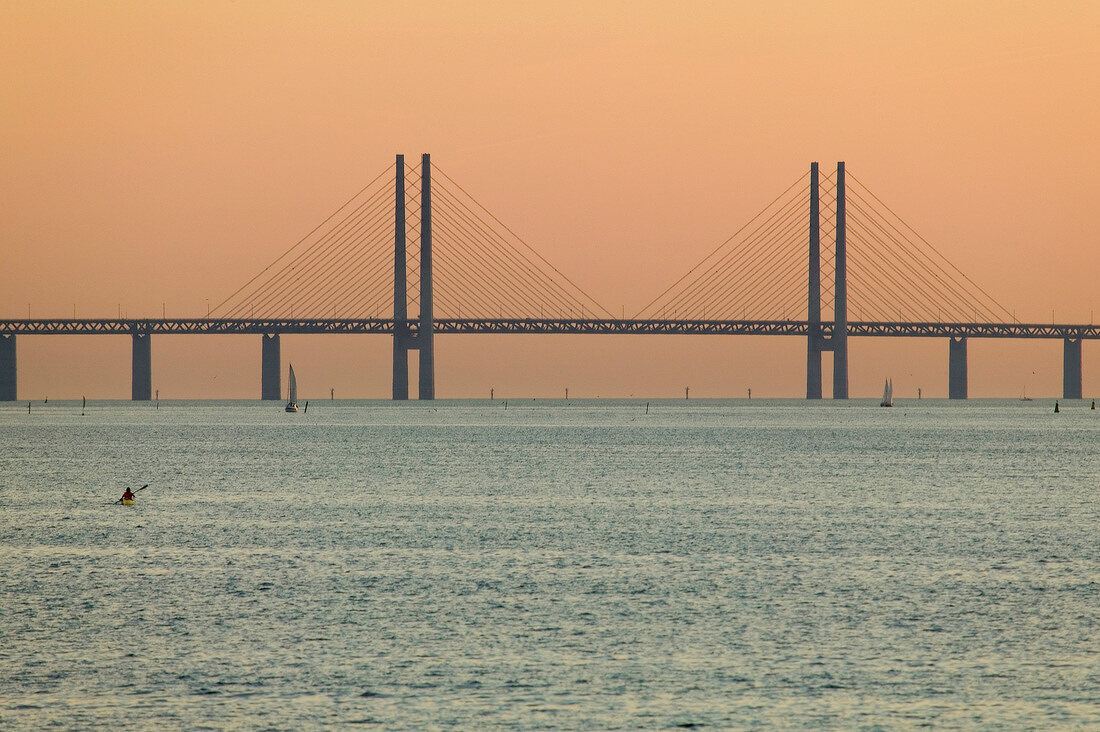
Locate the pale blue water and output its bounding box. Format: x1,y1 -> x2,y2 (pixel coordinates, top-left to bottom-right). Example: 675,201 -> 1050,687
2,399 -> 1098,729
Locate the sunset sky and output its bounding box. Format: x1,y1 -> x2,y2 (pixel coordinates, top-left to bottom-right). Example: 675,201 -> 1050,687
2,1 -> 1098,399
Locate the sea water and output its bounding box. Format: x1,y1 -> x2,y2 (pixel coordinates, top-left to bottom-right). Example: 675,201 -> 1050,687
1,399 -> 1098,729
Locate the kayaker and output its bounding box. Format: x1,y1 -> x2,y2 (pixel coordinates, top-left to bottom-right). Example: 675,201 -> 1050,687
120,488 -> 135,502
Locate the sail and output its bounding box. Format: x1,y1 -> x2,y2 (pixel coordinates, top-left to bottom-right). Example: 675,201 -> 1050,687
288,364 -> 297,403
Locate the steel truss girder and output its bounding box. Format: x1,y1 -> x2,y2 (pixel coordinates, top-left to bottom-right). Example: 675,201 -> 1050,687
1,319 -> 1098,339
430,319 -> 808,335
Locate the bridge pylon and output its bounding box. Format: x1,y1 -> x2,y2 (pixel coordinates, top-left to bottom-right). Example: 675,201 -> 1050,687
392,155 -> 410,400
806,163 -> 822,399
832,162 -> 849,399
392,153 -> 435,400
417,154 -> 435,400
806,162 -> 849,399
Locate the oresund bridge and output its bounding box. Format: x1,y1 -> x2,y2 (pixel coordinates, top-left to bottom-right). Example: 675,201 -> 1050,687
1,156 -> 1095,400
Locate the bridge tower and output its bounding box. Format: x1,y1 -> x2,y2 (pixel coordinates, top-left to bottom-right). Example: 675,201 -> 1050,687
806,162 -> 849,399
418,153 -> 435,399
391,153 -> 435,400
392,154 -> 410,399
806,163 -> 822,399
832,162 -> 849,399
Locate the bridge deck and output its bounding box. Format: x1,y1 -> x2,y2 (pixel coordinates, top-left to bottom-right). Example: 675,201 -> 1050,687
1,319 -> 1098,339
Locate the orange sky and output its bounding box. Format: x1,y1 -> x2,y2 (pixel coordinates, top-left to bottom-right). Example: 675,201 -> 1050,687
2,1 -> 1098,399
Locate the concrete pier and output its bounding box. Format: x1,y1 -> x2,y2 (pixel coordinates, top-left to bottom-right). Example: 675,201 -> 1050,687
832,161 -> 849,399
0,334 -> 15,401
131,333 -> 151,401
392,154 -> 410,400
949,337 -> 968,399
1063,338 -> 1082,399
261,333 -> 281,400
806,162 -> 822,399
418,153 -> 435,400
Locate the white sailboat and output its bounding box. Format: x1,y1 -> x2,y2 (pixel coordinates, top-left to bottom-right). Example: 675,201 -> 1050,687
285,364 -> 299,412
880,378 -> 893,407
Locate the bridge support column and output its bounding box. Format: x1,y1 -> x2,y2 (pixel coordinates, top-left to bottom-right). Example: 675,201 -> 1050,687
261,333 -> 281,400
0,334 -> 15,401
806,162 -> 822,399
1063,338 -> 1082,400
949,337 -> 967,399
132,333 -> 151,401
393,154 -> 410,400
418,153 -> 435,400
832,161 -> 849,399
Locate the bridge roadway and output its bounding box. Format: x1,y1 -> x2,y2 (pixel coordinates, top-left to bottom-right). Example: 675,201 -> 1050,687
2,317 -> 1099,338
1,318 -> 1093,401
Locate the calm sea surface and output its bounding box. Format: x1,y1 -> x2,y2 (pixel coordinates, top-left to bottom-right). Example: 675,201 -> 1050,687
2,398 -> 1098,729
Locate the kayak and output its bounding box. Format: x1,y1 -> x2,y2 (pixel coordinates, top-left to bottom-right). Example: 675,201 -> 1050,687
121,498 -> 135,506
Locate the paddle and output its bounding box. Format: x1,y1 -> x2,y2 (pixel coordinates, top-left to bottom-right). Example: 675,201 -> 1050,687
112,484 -> 150,505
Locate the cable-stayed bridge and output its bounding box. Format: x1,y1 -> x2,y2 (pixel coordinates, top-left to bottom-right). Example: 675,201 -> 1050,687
1,155 -> 1095,400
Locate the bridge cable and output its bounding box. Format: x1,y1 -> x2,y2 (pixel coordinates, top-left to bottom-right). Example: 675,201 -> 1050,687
430,193 -> 578,317
430,192 -> 588,318
432,164 -> 614,318
211,163 -> 394,316
219,176 -> 393,318
692,198 -> 808,318
254,193 -> 395,318
652,184 -> 807,318
846,196 -> 1002,321
430,176 -> 605,317
633,171 -> 810,319
655,185 -> 808,319
847,172 -> 1012,320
